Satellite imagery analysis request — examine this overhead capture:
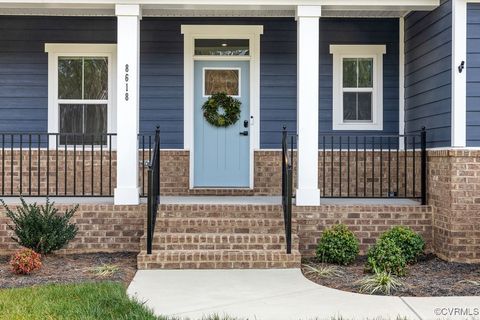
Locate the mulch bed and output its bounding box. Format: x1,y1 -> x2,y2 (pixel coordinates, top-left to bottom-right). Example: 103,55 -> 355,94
302,254 -> 480,297
0,252 -> 137,289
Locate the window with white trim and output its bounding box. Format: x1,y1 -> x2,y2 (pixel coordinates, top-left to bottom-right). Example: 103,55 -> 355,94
45,44 -> 116,145
330,45 -> 386,131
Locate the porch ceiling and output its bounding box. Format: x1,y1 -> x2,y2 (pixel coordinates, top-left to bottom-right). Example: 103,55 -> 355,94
0,0 -> 440,17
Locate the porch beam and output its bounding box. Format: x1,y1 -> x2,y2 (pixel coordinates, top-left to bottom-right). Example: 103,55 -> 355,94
114,4 -> 142,205
295,5 -> 321,207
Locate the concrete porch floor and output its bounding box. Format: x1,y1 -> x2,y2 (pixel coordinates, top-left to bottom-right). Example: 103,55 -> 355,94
127,269 -> 480,320
0,196 -> 421,205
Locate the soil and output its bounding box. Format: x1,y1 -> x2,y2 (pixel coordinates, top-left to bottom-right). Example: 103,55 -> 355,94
302,254 -> 480,297
0,252 -> 137,289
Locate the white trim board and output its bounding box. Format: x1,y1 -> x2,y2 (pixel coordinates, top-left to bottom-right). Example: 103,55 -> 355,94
45,43 -> 117,149
451,0 -> 467,147
399,17 -> 405,150
181,24 -> 263,190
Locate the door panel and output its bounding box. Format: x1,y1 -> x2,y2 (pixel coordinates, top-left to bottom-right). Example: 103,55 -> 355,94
194,60 -> 250,187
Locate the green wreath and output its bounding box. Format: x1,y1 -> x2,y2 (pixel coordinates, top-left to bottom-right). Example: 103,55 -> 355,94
202,92 -> 241,128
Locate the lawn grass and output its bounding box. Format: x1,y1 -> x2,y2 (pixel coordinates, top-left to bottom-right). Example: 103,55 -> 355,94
0,281 -> 410,320
0,281 -> 159,320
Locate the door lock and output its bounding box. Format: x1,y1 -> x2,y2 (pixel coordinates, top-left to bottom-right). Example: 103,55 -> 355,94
244,120 -> 249,128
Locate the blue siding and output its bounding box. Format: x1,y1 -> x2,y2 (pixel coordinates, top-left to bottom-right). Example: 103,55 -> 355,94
319,18 -> 399,137
467,3 -> 480,147
0,16 -> 116,133
0,16 -> 400,149
404,0 -> 452,148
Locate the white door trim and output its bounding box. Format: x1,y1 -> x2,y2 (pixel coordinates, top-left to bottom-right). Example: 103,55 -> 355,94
182,24 -> 263,189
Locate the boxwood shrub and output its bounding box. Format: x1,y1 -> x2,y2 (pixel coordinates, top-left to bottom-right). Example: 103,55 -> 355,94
367,238 -> 407,276
316,224 -> 359,265
379,226 -> 425,263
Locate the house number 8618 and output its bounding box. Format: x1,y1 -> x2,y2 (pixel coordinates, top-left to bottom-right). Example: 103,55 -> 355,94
124,64 -> 129,101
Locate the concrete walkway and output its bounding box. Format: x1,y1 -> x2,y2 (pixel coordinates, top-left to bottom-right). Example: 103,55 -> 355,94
127,269 -> 480,320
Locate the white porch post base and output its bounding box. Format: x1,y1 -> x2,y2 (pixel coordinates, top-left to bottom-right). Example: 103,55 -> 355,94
295,6 -> 321,207
114,4 -> 141,205
114,187 -> 141,205
296,188 -> 321,206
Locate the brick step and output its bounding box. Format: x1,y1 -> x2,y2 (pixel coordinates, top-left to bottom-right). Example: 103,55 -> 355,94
140,233 -> 299,251
154,218 -> 287,234
156,204 -> 284,219
137,249 -> 302,269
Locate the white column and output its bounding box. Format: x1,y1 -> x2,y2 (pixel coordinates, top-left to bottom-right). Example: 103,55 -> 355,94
451,0 -> 467,148
114,4 -> 141,205
296,6 -> 321,206
399,17 -> 406,150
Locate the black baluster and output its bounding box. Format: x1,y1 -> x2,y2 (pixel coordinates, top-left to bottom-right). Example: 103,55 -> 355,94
37,134 -> 40,196
322,136 -> 325,197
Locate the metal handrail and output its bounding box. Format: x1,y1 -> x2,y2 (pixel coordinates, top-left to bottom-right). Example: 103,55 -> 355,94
281,127 -> 293,254
146,127 -> 161,255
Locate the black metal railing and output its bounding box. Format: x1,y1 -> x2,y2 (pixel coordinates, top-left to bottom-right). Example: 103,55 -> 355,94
0,132 -> 117,197
146,127 -> 160,255
139,132 -> 158,197
318,128 -> 427,204
0,132 -> 158,198
281,127 -> 294,254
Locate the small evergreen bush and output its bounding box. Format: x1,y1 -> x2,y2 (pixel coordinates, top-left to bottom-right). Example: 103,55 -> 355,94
10,248 -> 42,275
367,238 -> 407,276
2,198 -> 78,254
380,226 -> 425,263
316,224 -> 359,265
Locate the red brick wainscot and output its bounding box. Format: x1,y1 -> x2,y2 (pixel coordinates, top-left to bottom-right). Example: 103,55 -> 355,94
295,204 -> 433,256
0,203 -> 145,255
428,150 -> 480,263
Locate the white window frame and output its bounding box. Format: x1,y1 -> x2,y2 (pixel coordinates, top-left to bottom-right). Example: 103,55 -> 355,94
45,43 -> 117,147
330,44 -> 386,131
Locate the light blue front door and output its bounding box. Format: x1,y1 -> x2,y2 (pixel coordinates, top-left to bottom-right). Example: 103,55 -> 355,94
194,60 -> 250,187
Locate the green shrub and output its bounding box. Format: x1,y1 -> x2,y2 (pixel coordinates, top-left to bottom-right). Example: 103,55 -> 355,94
380,226 -> 425,263
316,224 -> 359,265
2,198 -> 78,254
367,238 -> 407,276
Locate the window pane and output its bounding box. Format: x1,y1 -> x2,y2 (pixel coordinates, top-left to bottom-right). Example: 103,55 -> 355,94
343,58 -> 357,88
195,39 -> 249,56
84,104 -> 107,145
343,92 -> 357,121
204,69 -> 239,96
58,58 -> 82,99
59,104 -> 83,144
358,92 -> 372,121
358,58 -> 373,88
84,58 -> 108,100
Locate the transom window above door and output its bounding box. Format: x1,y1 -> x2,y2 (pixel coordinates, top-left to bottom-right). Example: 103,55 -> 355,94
330,45 -> 386,131
195,39 -> 249,56
45,44 -> 116,146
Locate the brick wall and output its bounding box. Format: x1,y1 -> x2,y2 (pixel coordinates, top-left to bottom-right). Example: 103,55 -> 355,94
295,204 -> 433,257
428,150 -> 480,263
0,203 -> 145,255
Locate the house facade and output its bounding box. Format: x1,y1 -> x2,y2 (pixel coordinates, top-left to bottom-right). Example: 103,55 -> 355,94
0,0 -> 479,267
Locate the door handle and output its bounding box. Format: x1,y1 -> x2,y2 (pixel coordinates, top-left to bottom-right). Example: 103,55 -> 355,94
239,131 -> 249,136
